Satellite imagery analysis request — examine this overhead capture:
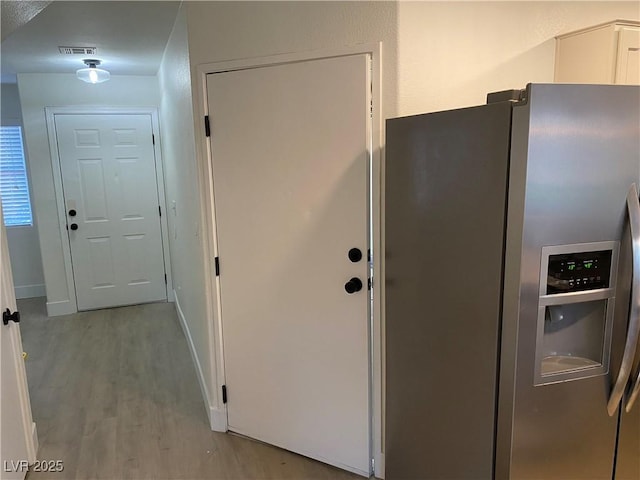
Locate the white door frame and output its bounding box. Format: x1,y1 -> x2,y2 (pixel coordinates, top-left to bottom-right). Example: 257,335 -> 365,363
44,107 -> 174,315
193,43 -> 384,477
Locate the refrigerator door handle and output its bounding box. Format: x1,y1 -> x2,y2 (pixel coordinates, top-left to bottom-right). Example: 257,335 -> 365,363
624,186 -> 640,413
608,183 -> 640,416
625,367 -> 640,413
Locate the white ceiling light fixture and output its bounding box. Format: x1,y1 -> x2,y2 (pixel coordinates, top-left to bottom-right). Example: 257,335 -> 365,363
76,59 -> 110,84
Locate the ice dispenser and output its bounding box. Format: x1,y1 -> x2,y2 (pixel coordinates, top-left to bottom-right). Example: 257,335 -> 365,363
534,242 -> 619,385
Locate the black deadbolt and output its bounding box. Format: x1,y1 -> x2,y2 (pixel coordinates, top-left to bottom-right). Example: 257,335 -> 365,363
68,209 -> 77,217
344,277 -> 363,294
348,248 -> 363,263
3,308 -> 20,326
70,223 -> 78,231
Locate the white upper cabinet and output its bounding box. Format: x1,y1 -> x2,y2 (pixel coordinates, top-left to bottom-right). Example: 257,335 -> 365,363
555,20 -> 639,85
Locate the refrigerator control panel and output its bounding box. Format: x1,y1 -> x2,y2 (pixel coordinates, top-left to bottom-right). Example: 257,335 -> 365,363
546,250 -> 612,294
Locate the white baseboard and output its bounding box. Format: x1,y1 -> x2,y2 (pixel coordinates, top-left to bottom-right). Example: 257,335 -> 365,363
375,452 -> 384,479
46,299 -> 76,317
211,407 -> 228,432
30,422 -> 38,462
15,284 -> 45,299
174,291 -> 226,432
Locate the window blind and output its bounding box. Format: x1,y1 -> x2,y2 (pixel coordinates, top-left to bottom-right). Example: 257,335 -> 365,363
0,126 -> 33,226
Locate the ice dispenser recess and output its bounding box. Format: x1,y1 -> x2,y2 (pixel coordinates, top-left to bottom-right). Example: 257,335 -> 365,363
534,242 -> 619,386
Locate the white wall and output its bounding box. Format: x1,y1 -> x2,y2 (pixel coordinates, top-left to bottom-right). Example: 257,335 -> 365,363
17,74 -> 160,315
157,4 -> 217,427
187,1 -> 398,120
396,1 -> 640,115
0,83 -> 45,299
186,1 -> 639,121
1,84 -> 22,120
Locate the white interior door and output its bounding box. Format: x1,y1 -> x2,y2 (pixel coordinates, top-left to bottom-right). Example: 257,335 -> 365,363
1,208 -> 36,480
207,54 -> 371,475
54,114 -> 166,311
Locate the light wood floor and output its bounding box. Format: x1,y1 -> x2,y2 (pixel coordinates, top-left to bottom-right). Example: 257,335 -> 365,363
19,298 -> 363,480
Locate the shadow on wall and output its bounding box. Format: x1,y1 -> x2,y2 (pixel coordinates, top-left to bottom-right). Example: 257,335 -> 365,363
462,39 -> 557,102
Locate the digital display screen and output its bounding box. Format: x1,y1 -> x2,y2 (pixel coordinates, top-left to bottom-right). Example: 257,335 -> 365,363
547,250 -> 612,294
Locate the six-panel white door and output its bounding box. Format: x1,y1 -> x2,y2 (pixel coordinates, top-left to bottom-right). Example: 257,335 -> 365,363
54,114 -> 166,311
207,54 -> 371,475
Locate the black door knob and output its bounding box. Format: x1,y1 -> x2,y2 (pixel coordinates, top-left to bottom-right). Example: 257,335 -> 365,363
68,209 -> 77,217
344,277 -> 363,294
348,248 -> 363,263
3,308 -> 20,326
70,223 -> 78,231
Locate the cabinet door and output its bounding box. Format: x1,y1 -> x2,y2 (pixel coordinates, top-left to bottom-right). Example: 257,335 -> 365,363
615,27 -> 640,84
554,25 -> 617,84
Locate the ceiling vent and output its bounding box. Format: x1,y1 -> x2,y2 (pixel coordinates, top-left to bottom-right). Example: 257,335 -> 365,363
59,46 -> 97,55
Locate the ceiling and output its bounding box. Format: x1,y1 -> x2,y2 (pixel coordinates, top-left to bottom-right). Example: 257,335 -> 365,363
1,1 -> 52,41
1,1 -> 181,83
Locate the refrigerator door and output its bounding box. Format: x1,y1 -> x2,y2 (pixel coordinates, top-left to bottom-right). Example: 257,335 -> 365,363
497,84 -> 640,479
385,102 -> 512,479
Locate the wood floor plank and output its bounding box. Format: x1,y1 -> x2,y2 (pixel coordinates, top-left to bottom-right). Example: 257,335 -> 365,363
19,298 -> 366,480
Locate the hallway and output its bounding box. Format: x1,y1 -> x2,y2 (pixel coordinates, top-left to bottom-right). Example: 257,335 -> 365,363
18,299 -> 361,479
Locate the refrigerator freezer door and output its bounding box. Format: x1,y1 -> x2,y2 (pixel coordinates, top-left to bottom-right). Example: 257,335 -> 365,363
497,84 -> 640,479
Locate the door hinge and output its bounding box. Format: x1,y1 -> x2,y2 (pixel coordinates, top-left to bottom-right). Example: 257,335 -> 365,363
164,274 -> 167,285
204,115 -> 211,137
214,257 -> 220,276
152,134 -> 155,145
367,248 -> 371,262
368,278 -> 372,290
158,205 -> 162,217
222,384 -> 227,404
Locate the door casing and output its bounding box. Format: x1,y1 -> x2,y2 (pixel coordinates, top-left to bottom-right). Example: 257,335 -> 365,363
44,107 -> 173,316
192,43 -> 384,477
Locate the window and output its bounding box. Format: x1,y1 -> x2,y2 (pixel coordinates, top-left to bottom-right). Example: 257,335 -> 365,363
0,125 -> 33,226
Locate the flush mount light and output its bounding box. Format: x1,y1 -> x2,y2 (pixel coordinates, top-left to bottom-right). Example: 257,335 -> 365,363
76,59 -> 110,84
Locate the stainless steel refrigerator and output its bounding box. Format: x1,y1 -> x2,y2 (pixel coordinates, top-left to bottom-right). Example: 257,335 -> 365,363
385,83 -> 640,479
